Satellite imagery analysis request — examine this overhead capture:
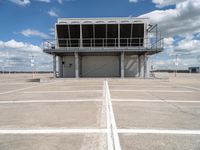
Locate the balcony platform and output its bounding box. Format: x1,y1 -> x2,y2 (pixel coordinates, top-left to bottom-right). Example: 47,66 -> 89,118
44,47 -> 162,56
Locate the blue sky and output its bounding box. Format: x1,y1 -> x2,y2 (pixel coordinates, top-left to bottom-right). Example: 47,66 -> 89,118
0,0 -> 158,45
0,0 -> 200,71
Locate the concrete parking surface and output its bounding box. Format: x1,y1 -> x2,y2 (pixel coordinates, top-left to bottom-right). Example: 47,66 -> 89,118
0,73 -> 200,150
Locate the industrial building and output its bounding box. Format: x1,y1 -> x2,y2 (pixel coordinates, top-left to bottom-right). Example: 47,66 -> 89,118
43,17 -> 163,78
189,67 -> 200,73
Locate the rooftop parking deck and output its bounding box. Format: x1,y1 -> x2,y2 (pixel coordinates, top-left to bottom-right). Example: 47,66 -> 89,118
0,73 -> 199,150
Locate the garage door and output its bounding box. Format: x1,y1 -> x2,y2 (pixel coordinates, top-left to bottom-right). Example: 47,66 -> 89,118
81,56 -> 120,77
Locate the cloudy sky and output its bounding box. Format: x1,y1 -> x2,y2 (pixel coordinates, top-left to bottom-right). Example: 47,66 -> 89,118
0,0 -> 200,71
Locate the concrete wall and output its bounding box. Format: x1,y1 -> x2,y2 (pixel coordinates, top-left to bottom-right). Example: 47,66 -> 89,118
124,55 -> 138,77
81,56 -> 120,77
58,53 -> 148,78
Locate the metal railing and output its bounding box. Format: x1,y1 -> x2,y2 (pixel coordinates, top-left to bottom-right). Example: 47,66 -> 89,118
43,37 -> 164,51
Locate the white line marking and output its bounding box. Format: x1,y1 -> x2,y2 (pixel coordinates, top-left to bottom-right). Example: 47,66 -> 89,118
1,128 -> 200,135
105,81 -> 113,150
21,90 -> 102,94
0,99 -> 103,104
48,85 -> 103,87
109,85 -> 172,88
111,89 -> 194,93
0,81 -> 60,95
0,129 -> 107,134
0,83 -> 34,85
105,80 -> 121,150
176,85 -> 200,91
118,129 -> 200,135
112,99 -> 200,103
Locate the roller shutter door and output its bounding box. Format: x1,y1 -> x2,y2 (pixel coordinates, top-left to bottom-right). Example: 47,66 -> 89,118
81,56 -> 120,77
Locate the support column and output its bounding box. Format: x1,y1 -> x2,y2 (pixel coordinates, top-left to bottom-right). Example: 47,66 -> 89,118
58,56 -> 63,77
139,55 -> 144,78
53,54 -> 56,78
75,52 -> 79,78
144,54 -> 148,78
138,55 -> 141,77
120,52 -> 124,78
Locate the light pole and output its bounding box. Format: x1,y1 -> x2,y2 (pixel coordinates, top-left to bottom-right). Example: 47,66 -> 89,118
7,50 -> 10,74
31,55 -> 35,78
175,54 -> 178,77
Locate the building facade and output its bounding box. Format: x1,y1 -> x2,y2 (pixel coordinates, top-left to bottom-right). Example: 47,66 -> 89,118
43,17 -> 163,78
189,67 -> 200,73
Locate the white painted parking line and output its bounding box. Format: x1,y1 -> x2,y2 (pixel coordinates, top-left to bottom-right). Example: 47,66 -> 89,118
0,81 -> 61,95
21,90 -> 102,94
118,129 -> 200,135
176,85 -> 200,91
51,85 -> 103,87
109,85 -> 172,88
0,99 -> 103,104
0,83 -> 34,85
1,128 -> 200,135
111,89 -> 194,93
105,81 -> 113,150
112,99 -> 200,103
105,80 -> 121,150
0,129 -> 107,134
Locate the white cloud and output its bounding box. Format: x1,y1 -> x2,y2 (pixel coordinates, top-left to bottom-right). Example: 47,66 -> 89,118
20,29 -> 50,39
152,0 -> 186,8
0,39 -> 52,71
57,0 -> 63,4
140,0 -> 200,37
57,0 -> 75,4
140,0 -> 200,69
48,9 -> 59,17
174,38 -> 200,55
152,36 -> 200,70
164,37 -> 174,46
129,0 -> 138,3
0,39 -> 42,52
9,0 -> 30,6
49,27 -> 55,36
36,0 -> 51,3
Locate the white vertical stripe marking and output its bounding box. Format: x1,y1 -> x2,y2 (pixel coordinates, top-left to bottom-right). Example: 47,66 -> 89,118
105,80 -> 121,150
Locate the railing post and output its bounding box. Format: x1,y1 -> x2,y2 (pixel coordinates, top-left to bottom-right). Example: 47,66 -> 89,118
118,23 -> 120,48
80,24 -> 83,48
139,38 -> 140,49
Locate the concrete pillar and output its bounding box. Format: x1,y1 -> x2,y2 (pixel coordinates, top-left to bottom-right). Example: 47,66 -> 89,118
138,55 -> 141,77
58,56 -> 63,77
144,54 -> 148,78
53,54 -> 56,78
75,52 -> 79,78
120,52 -> 125,78
139,55 -> 144,78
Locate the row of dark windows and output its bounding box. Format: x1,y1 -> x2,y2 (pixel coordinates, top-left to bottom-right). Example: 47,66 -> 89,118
56,24 -> 144,47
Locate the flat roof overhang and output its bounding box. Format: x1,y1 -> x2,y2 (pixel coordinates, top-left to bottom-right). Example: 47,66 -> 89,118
43,48 -> 163,56
57,17 -> 149,24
